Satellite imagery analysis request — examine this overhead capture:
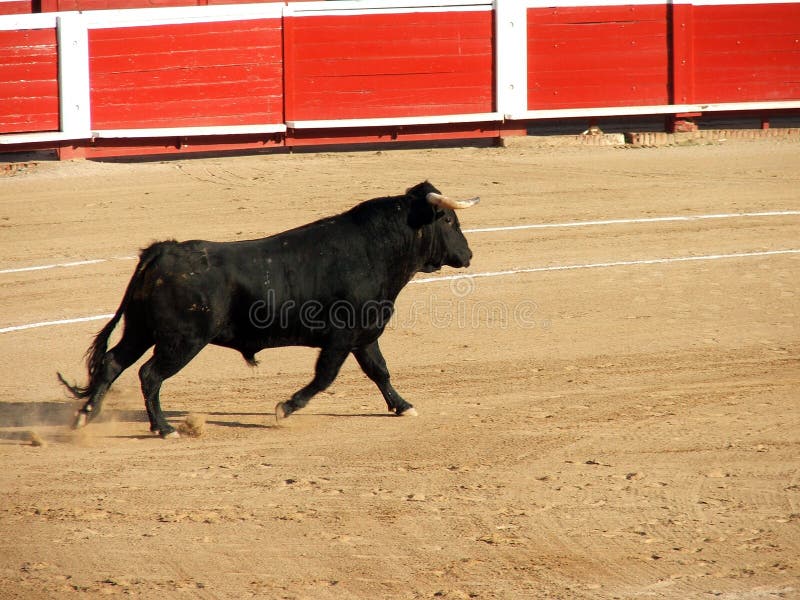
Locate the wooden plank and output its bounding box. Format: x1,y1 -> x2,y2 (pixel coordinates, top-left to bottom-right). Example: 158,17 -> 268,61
294,38 -> 490,63
89,20 -> 281,47
0,0 -> 32,15
0,79 -> 59,97
91,85 -> 283,114
92,65 -> 283,90
527,83 -> 668,108
0,29 -> 57,45
527,41 -> 666,70
294,55 -> 490,81
90,46 -> 281,73
0,61 -> 57,80
92,100 -> 282,129
291,13 -> 489,43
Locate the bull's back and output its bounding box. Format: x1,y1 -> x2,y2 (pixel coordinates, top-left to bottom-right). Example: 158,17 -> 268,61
128,206 -> 405,348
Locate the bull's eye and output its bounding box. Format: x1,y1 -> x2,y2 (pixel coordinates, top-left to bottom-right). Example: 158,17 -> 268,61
444,216 -> 453,225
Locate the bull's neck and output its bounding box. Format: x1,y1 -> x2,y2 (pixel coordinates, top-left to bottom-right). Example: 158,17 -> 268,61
346,199 -> 436,297
375,207 -> 430,296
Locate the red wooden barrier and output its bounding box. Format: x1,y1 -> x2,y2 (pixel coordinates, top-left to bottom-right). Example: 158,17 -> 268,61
0,0 -> 797,158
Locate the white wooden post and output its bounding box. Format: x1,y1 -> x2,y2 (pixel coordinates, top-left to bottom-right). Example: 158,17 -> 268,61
494,0 -> 528,119
57,14 -> 92,139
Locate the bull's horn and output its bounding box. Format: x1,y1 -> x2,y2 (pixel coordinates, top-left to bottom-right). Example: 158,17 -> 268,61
426,192 -> 480,210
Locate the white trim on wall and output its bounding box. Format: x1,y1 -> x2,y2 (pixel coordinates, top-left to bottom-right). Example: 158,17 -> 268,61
0,12 -> 57,31
286,113 -> 503,129
286,0 -> 492,17
93,124 -> 287,138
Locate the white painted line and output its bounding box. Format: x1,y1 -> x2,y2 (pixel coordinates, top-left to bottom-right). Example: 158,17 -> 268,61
1,259 -> 109,275
0,256 -> 136,275
2,248 -> 798,335
3,211 -> 798,277
463,211 -> 800,233
0,314 -> 115,335
412,249 -> 800,284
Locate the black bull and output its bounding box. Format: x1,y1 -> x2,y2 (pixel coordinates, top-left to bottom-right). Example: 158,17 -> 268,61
58,182 -> 478,437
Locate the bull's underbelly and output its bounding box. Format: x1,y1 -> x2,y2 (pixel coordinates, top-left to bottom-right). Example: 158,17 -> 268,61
210,324 -> 386,356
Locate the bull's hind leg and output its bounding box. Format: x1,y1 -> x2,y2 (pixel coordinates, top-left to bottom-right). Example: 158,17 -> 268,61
275,346 -> 349,420
353,341 -> 416,416
70,331 -> 152,428
139,339 -> 206,437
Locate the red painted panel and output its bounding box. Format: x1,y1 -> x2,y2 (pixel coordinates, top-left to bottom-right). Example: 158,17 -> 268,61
89,19 -> 283,130
286,10 -> 494,121
0,29 -> 59,134
527,5 -> 670,109
693,4 -> 800,103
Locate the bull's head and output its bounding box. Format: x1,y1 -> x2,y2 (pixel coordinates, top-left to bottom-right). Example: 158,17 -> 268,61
406,181 -> 478,273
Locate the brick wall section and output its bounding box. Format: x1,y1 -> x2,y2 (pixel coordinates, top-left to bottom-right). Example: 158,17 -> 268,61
501,128 -> 800,148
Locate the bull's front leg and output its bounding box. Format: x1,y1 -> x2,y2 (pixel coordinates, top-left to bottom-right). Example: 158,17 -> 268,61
353,341 -> 417,417
275,346 -> 350,421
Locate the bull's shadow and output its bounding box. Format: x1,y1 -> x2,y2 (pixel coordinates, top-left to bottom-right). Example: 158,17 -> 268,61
311,412 -> 397,418
0,400 -> 76,428
0,400 -> 390,442
0,400 -> 278,433
0,400 -> 157,440
0,400 -> 75,443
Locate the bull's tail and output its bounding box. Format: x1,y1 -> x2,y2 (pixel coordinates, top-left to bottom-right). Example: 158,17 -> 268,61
57,309 -> 122,399
57,243 -> 166,400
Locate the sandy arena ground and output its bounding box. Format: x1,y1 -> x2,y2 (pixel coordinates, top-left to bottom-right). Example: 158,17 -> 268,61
0,139 -> 798,599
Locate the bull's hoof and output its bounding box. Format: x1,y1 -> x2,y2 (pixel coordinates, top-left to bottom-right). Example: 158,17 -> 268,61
398,407 -> 418,417
275,402 -> 290,422
162,430 -> 180,439
72,411 -> 88,429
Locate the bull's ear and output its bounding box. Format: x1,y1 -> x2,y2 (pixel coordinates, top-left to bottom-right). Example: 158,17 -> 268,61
407,197 -> 437,229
